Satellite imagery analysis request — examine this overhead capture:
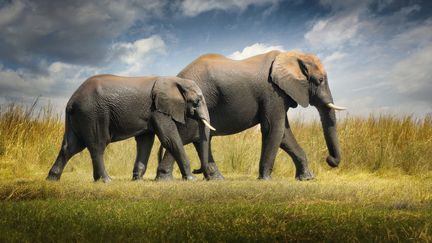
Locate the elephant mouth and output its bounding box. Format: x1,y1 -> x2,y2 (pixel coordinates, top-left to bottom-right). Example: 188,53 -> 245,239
201,119 -> 216,131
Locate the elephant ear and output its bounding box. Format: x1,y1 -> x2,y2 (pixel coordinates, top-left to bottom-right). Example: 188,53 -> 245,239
270,53 -> 309,107
151,78 -> 186,124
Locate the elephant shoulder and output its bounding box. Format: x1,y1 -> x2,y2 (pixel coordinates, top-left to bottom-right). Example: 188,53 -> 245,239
195,54 -> 228,67
178,54 -> 225,79
197,53 -> 226,61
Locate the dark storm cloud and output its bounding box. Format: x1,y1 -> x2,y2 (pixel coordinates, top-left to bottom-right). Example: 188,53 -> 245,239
0,0 -> 283,107
0,0 -> 282,69
0,0 -> 167,68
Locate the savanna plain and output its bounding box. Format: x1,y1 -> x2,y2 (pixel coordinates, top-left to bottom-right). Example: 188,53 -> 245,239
0,104 -> 431,242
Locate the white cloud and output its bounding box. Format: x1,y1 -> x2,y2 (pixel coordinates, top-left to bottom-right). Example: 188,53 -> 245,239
0,62 -> 97,98
0,67 -> 31,95
323,51 -> 347,64
114,36 -> 166,65
112,35 -> 167,76
302,1 -> 432,118
304,13 -> 362,49
228,43 -> 284,60
180,0 -> 280,17
391,19 -> 432,48
391,44 -> 432,96
0,34 -> 168,116
387,19 -> 432,100
0,61 -> 99,114
0,35 -> 167,100
305,2 -> 424,51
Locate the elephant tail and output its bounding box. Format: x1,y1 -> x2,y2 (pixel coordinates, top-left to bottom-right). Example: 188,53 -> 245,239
63,102 -> 84,149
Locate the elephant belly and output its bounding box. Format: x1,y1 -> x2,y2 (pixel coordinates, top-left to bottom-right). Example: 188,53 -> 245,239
109,120 -> 150,142
210,102 -> 260,136
108,108 -> 151,142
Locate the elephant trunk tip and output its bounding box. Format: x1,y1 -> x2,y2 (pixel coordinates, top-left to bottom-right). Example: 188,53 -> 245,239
326,155 -> 340,168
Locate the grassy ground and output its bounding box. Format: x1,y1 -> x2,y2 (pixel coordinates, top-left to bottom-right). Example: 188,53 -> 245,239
1,174 -> 431,242
0,104 -> 431,242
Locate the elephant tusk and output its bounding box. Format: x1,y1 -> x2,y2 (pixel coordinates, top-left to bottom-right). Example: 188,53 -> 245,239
201,119 -> 216,131
326,103 -> 347,111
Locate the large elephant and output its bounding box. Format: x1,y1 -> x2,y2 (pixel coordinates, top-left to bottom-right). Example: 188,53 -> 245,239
151,50 -> 345,181
47,75 -> 215,182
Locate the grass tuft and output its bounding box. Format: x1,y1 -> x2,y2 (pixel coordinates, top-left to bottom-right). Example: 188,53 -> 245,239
1,103 -> 431,179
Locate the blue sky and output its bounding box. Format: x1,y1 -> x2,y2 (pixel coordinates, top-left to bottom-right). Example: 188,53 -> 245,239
0,0 -> 431,119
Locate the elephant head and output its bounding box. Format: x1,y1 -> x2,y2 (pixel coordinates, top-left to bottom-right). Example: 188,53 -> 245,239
152,77 -> 215,131
271,51 -> 345,167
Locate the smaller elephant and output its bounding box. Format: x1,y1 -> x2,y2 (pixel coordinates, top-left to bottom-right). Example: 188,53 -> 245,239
47,75 -> 215,182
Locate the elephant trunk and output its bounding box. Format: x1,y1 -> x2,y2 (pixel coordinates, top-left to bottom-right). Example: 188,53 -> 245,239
196,99 -> 216,131
317,105 -> 341,167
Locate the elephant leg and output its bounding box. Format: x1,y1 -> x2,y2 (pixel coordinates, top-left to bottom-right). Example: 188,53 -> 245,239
280,118 -> 314,181
155,151 -> 175,180
132,133 -> 155,181
209,142 -> 217,164
192,139 -> 224,180
192,138 -> 218,171
258,117 -> 285,180
88,145 -> 111,183
155,127 -> 196,181
152,113 -> 195,181
47,130 -> 85,181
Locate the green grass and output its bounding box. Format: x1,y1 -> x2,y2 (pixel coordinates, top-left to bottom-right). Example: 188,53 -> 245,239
0,175 -> 431,242
1,104 -> 432,242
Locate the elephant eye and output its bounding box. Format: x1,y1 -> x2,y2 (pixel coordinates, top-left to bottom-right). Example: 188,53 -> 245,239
312,77 -> 322,86
192,99 -> 200,107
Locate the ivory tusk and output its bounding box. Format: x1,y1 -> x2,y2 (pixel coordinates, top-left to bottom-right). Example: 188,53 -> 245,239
326,103 -> 347,111
201,119 -> 216,131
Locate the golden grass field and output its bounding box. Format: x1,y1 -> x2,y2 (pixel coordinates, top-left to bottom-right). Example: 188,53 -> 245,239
0,104 -> 431,242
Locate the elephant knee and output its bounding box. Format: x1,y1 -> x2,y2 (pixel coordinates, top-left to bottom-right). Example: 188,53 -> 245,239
158,136 -> 171,149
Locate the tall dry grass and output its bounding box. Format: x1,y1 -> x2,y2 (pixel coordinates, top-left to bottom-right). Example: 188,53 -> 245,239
0,103 -> 431,180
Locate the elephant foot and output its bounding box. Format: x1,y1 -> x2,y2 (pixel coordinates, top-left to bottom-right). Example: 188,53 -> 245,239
94,176 -> 112,183
205,168 -> 225,181
132,164 -> 146,181
198,164 -> 224,180
205,172 -> 224,181
46,173 -> 60,181
193,167 -> 225,180
182,175 -> 197,181
155,173 -> 174,181
46,167 -> 62,181
257,175 -> 272,180
326,155 -> 340,168
295,170 -> 315,181
131,175 -> 142,181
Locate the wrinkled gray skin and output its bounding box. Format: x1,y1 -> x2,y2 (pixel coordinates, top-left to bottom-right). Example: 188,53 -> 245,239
47,75 -> 213,182
154,50 -> 342,181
